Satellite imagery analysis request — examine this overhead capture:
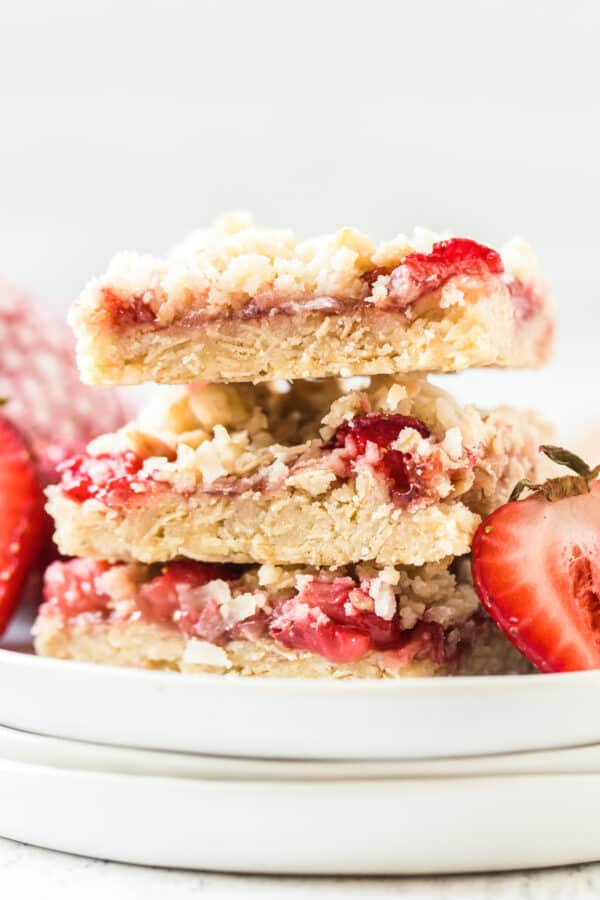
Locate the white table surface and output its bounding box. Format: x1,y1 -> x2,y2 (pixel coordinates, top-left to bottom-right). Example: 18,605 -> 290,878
2,837 -> 599,900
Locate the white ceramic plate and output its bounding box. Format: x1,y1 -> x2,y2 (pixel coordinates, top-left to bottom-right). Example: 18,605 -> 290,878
1,754 -> 600,873
5,722 -> 600,780
3,644 -> 600,759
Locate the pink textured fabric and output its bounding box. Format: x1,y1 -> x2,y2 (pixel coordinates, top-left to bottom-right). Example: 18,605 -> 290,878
0,279 -> 128,451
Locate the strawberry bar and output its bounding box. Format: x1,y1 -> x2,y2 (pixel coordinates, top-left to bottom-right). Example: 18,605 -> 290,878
46,376 -> 549,567
70,213 -> 554,386
33,556 -> 531,677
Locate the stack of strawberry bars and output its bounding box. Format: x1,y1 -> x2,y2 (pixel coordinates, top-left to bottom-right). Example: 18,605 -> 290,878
35,214 -> 555,678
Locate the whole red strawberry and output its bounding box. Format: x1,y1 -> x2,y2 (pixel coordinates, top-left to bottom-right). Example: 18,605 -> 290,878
0,413 -> 47,634
472,446 -> 600,673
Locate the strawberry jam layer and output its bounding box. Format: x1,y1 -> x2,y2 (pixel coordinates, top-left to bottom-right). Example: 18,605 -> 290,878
330,413 -> 435,503
42,559 -> 258,644
42,559 -> 460,667
102,289 -> 158,327
103,237 -> 506,327
58,451 -> 148,505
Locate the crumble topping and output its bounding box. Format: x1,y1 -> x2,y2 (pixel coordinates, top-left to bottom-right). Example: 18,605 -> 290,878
71,212 -> 543,329
56,375 -> 548,515
501,236 -> 539,284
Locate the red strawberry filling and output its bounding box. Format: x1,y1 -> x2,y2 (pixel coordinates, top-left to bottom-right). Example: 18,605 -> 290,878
43,558 -> 113,617
58,451 -> 147,504
42,559 -> 251,641
136,561 -> 246,642
102,289 -> 158,327
57,412 -> 439,509
387,238 -> 503,308
330,413 -> 435,501
269,577 -> 404,663
270,604 -> 373,664
297,578 -> 402,648
41,559 -> 461,667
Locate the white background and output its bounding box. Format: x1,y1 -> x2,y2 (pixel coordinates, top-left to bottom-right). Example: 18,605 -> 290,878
0,0 -> 598,441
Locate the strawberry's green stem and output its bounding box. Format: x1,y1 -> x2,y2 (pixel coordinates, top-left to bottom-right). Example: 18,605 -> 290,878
510,445 -> 600,503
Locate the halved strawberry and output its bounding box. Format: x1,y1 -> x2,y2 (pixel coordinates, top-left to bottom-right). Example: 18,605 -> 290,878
0,415 -> 47,634
472,446 -> 600,673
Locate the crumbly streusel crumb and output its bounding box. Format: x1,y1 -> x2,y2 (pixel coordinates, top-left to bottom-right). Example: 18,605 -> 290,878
71,211 -> 542,327
82,375 -> 548,507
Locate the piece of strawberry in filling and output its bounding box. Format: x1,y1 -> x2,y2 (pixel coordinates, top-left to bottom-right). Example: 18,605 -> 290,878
269,576 -> 450,666
385,238 -> 504,308
135,561 -> 247,642
58,450 -> 147,505
43,558 -> 113,618
102,289 -> 158,327
329,412 -> 437,503
270,603 -> 373,664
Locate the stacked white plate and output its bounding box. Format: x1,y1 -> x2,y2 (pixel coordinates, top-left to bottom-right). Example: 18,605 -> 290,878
2,607 -> 600,875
